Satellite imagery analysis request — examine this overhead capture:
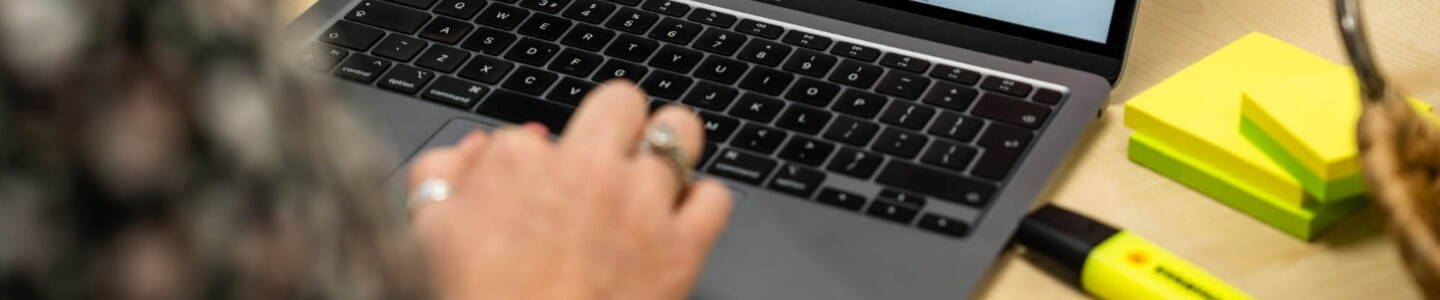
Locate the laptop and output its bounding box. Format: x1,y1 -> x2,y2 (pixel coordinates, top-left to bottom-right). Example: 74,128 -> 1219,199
288,0 -> 1136,298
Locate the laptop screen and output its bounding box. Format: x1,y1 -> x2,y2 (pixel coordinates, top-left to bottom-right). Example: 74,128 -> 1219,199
909,0 -> 1118,43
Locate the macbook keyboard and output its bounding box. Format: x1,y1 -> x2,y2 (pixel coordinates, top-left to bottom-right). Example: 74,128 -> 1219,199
301,0 -> 1071,239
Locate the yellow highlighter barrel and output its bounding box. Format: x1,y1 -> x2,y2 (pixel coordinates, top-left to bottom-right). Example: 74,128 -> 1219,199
1017,206 -> 1253,300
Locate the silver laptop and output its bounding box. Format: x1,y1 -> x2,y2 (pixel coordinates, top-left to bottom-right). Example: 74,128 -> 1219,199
288,0 -> 1135,298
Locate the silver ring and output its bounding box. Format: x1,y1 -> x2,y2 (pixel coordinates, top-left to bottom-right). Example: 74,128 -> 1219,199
644,125 -> 694,193
409,178 -> 452,211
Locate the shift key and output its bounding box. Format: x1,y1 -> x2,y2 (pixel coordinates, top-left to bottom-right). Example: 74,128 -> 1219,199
876,161 -> 996,207
708,149 -> 778,185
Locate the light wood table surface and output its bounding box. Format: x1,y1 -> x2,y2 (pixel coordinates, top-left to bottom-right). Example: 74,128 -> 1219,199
284,0 -> 1440,298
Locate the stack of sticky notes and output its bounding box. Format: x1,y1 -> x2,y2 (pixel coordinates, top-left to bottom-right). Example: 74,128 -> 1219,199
1124,32 -> 1432,240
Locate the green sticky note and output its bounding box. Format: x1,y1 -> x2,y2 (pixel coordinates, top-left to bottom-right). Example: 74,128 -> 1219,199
1129,133 -> 1365,240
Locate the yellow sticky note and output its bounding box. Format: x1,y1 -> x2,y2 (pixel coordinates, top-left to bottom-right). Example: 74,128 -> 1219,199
1240,69 -> 1432,201
1124,32 -> 1340,206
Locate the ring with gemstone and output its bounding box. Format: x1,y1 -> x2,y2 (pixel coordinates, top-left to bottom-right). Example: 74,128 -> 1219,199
644,125 -> 694,192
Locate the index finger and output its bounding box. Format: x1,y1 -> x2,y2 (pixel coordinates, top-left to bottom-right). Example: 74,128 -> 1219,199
558,81 -> 650,157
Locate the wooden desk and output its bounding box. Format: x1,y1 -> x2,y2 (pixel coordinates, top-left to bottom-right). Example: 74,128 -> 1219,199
284,0 -> 1440,298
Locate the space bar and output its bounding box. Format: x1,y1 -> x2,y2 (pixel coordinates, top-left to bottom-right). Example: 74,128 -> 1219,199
476,90 -> 575,134
876,161 -> 997,207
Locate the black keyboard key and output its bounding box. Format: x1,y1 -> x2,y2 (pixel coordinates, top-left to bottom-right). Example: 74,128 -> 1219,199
694,56 -> 749,84
548,49 -> 604,77
563,0 -> 618,24
415,45 -> 471,72
699,112 -> 741,142
730,124 -> 787,154
503,66 -> 560,96
607,0 -> 642,5
972,93 -> 1050,129
873,128 -> 928,158
547,77 -> 597,105
878,189 -> 926,207
477,90 -> 577,133
462,27 -> 518,55
373,35 -> 428,62
816,188 -> 867,211
707,148 -> 778,185
738,39 -> 793,67
641,0 -> 690,17
592,59 -> 648,83
517,13 -> 574,41
347,0 -> 431,34
832,89 -> 888,118
735,19 -> 784,39
458,55 -> 516,84
300,44 -> 349,71
980,76 -> 1034,98
559,23 -> 617,51
866,201 -> 919,224
319,20 -> 386,50
683,82 -> 740,111
777,136 -> 835,167
605,34 -> 661,62
879,101 -> 936,130
476,4 -> 531,30
519,0 -> 571,14
785,78 -> 841,107
606,8 -> 661,34
738,67 -> 795,96
769,164 -> 826,198
929,112 -> 983,142
829,60 -> 884,89
922,81 -> 979,112
648,18 -> 704,45
930,64 -> 982,85
921,140 -> 977,172
688,8 -> 737,28
879,53 -> 931,73
831,41 -> 880,62
775,105 -> 832,135
876,161 -> 996,206
333,54 -> 392,83
823,117 -> 880,147
506,38 -> 561,66
782,50 -> 836,79
434,0 -> 485,20
728,94 -> 785,123
693,28 -> 748,55
1034,89 -> 1064,105
876,71 -> 931,100
918,214 -> 970,238
648,45 -> 704,73
973,123 -> 1033,180
639,70 -> 693,100
388,0 -> 439,9
378,65 -> 436,94
422,76 -> 488,108
782,30 -> 833,51
827,147 -> 883,179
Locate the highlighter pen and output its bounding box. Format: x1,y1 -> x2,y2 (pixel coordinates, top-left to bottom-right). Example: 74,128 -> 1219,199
1015,205 -> 1253,300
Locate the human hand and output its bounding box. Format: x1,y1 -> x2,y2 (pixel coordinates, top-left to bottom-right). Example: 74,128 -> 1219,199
407,82 -> 733,300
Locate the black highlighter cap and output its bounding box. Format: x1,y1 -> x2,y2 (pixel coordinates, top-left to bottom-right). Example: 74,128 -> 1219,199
1015,205 -> 1121,274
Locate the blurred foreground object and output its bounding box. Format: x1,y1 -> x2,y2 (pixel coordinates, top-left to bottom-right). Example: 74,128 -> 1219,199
0,0 -> 426,299
1341,0 -> 1440,297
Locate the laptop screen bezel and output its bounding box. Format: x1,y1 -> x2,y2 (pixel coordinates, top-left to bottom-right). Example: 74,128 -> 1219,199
754,0 -> 1138,82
